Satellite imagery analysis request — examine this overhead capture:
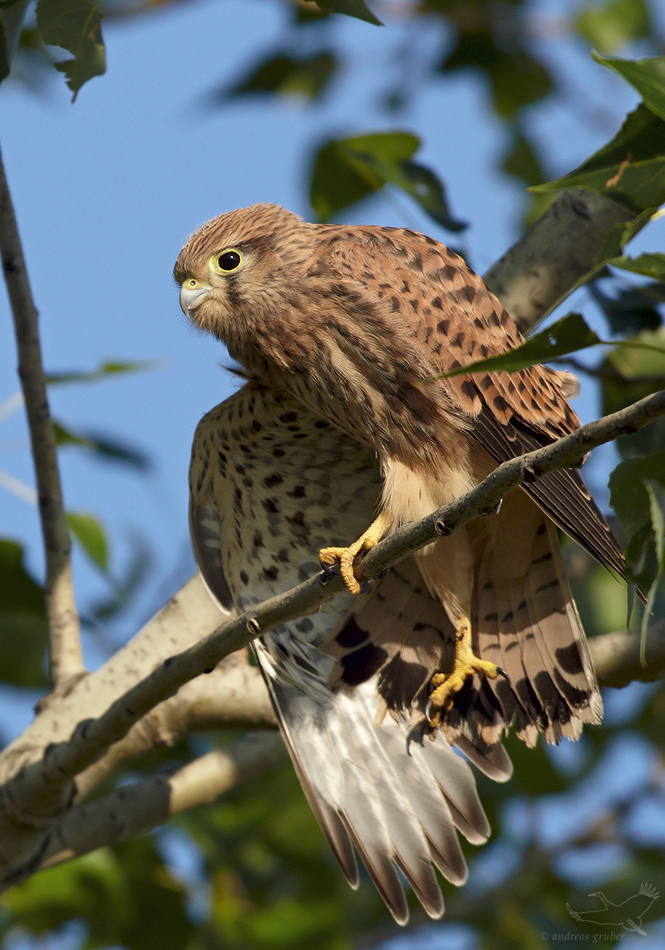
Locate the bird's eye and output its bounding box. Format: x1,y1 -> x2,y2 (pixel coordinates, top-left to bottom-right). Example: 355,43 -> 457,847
217,250 -> 242,272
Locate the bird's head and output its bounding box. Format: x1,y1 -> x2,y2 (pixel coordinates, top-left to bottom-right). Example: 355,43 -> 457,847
174,203 -> 311,351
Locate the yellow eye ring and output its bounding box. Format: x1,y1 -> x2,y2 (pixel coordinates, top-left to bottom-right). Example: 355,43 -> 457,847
213,249 -> 243,273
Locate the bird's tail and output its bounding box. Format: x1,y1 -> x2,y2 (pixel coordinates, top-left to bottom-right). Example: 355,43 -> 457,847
566,904 -> 582,921
255,634 -> 511,925
452,491 -> 602,747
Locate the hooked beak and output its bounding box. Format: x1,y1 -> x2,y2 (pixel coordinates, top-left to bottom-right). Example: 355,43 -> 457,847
180,280 -> 212,317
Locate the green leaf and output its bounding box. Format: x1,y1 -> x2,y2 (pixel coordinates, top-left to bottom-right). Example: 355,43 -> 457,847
589,280 -> 664,335
53,420 -> 151,470
609,251 -> 665,280
601,328 -> 665,457
312,0 -> 382,26
609,452 -> 665,539
35,0 -> 105,99
641,480 -> 665,664
530,103 -> 665,214
0,0 -> 31,82
501,127 -> 546,187
66,510 -> 109,571
46,359 -> 158,386
434,313 -> 601,379
440,35 -> 553,118
594,52 -> 665,122
220,51 -> 336,102
574,0 -> 651,55
310,131 -> 465,229
0,539 -> 48,687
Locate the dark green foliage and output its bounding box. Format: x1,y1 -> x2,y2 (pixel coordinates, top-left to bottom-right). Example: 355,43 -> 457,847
0,540 -> 48,688
218,51 -> 337,103
310,131 -> 465,228
35,0 -> 105,99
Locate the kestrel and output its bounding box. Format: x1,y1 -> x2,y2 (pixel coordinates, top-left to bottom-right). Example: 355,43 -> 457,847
176,204 -> 627,921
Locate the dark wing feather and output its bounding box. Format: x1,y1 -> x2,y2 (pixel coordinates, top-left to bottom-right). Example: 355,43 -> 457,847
471,406 -> 628,581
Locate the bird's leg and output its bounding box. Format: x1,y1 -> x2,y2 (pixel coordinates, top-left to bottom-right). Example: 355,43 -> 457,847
427,613 -> 503,728
319,510 -> 392,595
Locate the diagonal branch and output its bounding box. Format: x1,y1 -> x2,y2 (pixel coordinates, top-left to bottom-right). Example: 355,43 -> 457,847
8,733 -> 287,888
3,387 -> 664,832
8,619 -> 664,889
0,144 -> 84,690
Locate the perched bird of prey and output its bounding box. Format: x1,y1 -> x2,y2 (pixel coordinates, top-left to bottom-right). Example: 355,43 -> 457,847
176,203 -> 627,922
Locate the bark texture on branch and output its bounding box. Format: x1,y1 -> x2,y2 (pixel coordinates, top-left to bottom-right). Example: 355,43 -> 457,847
483,189 -> 634,333
0,145 -> 84,690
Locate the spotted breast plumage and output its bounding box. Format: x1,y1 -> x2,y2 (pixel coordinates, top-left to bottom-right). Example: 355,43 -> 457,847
177,203 -> 628,922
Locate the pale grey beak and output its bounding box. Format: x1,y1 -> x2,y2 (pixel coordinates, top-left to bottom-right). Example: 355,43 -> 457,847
180,281 -> 212,317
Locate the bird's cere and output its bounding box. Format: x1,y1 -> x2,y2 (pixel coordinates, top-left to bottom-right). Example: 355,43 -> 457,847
179,280 -> 212,316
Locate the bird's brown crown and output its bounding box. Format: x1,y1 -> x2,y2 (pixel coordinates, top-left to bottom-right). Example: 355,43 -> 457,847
173,203 -> 305,284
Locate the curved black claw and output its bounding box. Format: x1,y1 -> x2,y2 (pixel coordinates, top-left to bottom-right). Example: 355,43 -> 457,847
405,716 -> 429,756
495,666 -> 510,682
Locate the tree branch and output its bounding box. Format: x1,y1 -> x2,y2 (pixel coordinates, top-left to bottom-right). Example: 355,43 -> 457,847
12,733 -> 287,887
1,387 -> 663,859
591,621 -> 665,688
0,144 -> 84,690
483,189 -> 634,334
75,652 -> 276,800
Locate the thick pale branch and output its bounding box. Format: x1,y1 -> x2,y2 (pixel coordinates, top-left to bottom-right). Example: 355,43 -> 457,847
0,145 -> 84,688
75,653 -> 276,800
591,621 -> 665,688
4,388 -> 664,830
483,189 -> 634,334
19,733 -> 286,886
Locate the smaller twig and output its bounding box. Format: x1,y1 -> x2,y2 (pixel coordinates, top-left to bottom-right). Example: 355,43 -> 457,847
0,144 -> 84,689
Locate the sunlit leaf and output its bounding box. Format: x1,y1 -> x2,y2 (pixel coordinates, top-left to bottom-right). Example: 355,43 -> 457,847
574,0 -> 651,55
35,0 -> 105,99
46,359 -> 159,386
530,103 -> 665,213
609,251 -> 665,280
594,52 -> 665,121
66,510 -> 109,571
435,313 -> 601,379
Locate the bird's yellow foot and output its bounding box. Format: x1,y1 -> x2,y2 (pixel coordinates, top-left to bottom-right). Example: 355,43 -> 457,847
319,510 -> 392,595
427,620 -> 505,728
